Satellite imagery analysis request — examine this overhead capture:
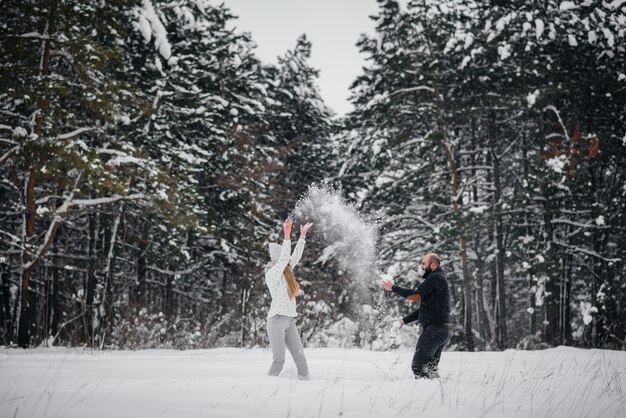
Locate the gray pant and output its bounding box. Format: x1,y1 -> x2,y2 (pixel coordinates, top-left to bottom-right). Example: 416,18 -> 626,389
266,315 -> 309,378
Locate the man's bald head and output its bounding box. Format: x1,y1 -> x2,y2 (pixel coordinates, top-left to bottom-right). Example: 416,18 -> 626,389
421,253 -> 440,270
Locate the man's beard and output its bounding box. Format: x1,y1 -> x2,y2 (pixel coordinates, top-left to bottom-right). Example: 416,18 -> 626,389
422,267 -> 432,278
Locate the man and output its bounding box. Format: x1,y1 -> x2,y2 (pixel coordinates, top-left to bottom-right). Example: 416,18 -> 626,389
383,253 -> 451,379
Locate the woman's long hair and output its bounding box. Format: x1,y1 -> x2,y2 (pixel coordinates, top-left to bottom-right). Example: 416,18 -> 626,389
283,263 -> 300,299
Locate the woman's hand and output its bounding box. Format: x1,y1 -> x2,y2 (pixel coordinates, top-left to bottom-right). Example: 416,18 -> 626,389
283,219 -> 293,240
300,222 -> 312,237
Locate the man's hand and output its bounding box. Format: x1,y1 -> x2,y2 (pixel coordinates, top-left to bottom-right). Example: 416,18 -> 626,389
399,319 -> 404,328
283,219 -> 293,240
382,279 -> 394,291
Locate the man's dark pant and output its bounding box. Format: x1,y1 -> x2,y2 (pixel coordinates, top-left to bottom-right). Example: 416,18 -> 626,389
412,324 -> 450,379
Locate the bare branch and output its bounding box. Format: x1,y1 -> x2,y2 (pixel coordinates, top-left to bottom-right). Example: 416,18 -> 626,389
147,256 -> 216,276
553,241 -> 621,263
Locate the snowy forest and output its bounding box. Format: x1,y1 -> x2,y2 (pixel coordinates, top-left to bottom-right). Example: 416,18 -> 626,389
0,0 -> 624,352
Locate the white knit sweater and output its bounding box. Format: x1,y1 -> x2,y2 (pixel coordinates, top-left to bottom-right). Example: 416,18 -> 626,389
265,238 -> 306,319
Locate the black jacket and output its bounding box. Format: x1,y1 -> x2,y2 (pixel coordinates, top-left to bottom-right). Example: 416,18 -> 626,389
392,267 -> 450,328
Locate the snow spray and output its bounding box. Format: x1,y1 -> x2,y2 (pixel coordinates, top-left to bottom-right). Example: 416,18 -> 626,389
290,184 -> 396,348
290,184 -> 380,292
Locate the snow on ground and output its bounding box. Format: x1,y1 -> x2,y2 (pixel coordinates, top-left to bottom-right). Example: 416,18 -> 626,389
1,346 -> 624,417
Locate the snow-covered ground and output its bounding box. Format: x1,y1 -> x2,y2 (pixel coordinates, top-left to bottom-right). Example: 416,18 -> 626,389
1,346 -> 624,417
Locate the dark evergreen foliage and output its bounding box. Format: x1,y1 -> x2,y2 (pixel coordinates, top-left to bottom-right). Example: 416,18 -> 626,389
0,0 -> 623,350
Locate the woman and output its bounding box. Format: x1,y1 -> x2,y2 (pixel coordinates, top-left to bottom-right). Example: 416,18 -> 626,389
264,218 -> 311,379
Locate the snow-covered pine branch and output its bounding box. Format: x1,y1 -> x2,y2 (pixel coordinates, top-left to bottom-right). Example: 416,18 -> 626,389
58,193 -> 148,212
388,85 -> 435,96
0,229 -> 22,247
1,128 -> 95,167
0,145 -> 19,166
55,127 -> 97,140
133,0 -> 172,61
17,32 -> 52,40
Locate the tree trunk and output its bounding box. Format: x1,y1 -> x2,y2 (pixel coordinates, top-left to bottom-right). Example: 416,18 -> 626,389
17,12 -> 52,348
0,264 -> 11,345
99,208 -> 121,348
421,17 -> 474,351
165,275 -> 173,318
489,111 -> 507,349
562,254 -> 573,346
542,198 -> 560,346
137,242 -> 147,309
17,173 -> 38,347
50,253 -> 60,342
469,121 -> 488,348
529,274 -> 537,338
43,264 -> 50,345
430,85 -> 474,351
85,210 -> 97,346
241,245 -> 252,347
240,207 -> 257,347
482,279 -> 496,344
522,130 -> 537,339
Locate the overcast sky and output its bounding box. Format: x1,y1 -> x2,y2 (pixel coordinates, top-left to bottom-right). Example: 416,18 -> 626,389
222,0 -> 382,116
